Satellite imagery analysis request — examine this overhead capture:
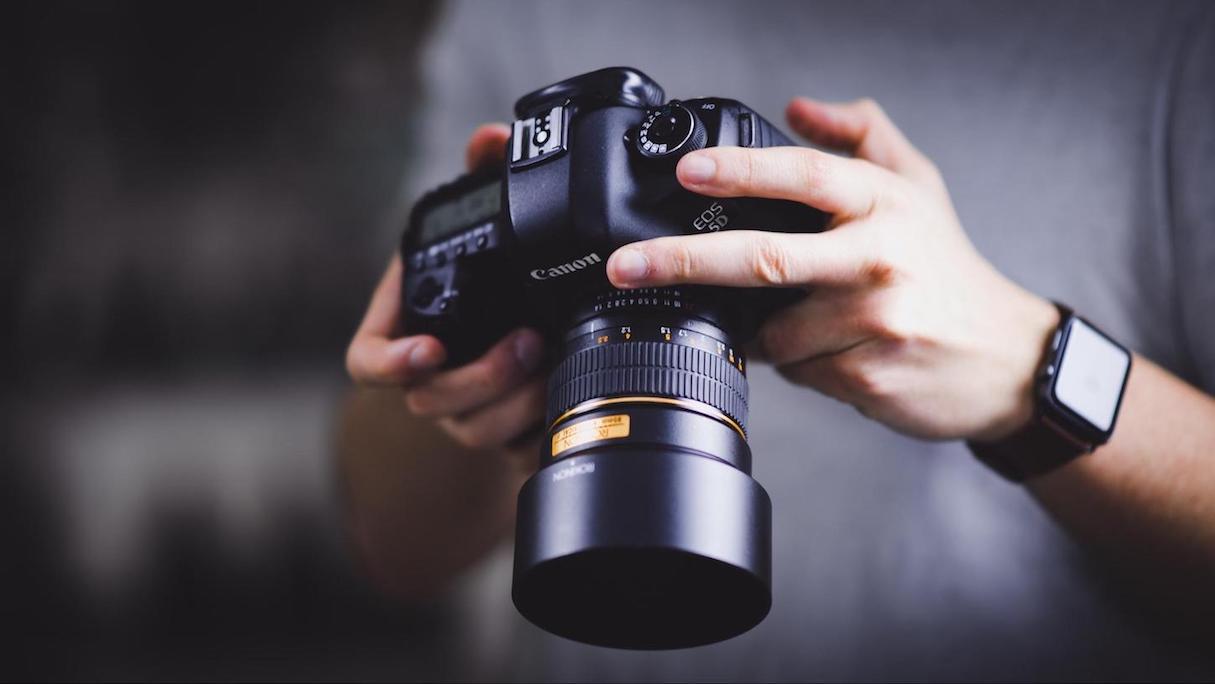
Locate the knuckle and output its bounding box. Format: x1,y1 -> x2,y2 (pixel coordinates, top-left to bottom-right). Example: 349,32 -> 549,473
918,158 -> 947,191
831,355 -> 886,399
854,234 -> 899,286
749,236 -> 794,285
477,353 -> 517,390
455,428 -> 492,450
443,420 -> 487,450
856,97 -> 885,120
884,188 -> 916,215
796,151 -> 832,192
403,389 -> 435,417
665,241 -> 698,281
862,297 -> 913,343
728,149 -> 757,192
860,257 -> 898,287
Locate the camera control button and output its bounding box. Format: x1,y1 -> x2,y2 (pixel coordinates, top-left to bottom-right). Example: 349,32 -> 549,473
636,101 -> 707,161
739,113 -> 756,147
476,234 -> 489,250
411,276 -> 444,309
455,243 -> 467,257
433,251 -> 447,267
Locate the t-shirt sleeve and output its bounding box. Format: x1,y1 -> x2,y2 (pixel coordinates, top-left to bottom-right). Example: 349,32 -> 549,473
1169,6 -> 1215,393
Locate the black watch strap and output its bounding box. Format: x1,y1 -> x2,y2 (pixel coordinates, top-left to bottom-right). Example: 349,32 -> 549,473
968,302 -> 1095,482
969,414 -> 1092,482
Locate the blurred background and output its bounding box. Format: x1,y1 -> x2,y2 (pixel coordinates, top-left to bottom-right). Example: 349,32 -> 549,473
4,1 -> 1214,681
4,2 -> 447,679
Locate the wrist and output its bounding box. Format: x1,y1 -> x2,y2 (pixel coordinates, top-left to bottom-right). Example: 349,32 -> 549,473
973,289 -> 1060,441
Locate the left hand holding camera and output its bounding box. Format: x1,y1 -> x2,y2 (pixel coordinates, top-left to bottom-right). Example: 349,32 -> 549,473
607,97 -> 1059,442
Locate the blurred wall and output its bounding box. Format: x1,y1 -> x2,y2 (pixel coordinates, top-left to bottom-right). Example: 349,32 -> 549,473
3,2 -> 450,680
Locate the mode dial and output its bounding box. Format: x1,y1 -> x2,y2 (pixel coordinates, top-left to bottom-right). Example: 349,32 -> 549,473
635,101 -> 707,161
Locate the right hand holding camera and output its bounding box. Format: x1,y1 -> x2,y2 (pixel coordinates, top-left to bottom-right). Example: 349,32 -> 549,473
345,124 -> 546,462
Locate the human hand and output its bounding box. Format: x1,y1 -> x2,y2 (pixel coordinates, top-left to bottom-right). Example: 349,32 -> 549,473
346,123 -> 546,465
605,98 -> 1059,441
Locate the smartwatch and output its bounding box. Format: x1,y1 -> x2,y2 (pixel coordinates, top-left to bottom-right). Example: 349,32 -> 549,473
969,303 -> 1132,482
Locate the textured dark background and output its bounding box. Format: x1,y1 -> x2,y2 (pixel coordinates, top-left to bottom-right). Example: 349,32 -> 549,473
4,2 -> 447,680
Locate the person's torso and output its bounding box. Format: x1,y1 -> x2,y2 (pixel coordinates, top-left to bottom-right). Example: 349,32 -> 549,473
412,2 -> 1215,680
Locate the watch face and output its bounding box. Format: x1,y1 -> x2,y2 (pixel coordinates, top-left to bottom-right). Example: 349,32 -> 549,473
1052,318 -> 1131,433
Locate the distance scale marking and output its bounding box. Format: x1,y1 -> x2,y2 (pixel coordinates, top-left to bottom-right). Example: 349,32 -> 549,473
583,322 -> 745,373
592,287 -> 687,312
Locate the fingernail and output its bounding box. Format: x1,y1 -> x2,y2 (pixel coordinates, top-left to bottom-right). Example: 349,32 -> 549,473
408,340 -> 441,369
609,248 -> 650,285
679,153 -> 716,184
513,330 -> 542,372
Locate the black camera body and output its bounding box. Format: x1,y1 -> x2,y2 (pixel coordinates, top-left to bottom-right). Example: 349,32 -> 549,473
402,67 -> 824,364
401,67 -> 827,649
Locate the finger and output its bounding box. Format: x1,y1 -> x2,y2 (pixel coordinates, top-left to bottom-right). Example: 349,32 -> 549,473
348,123 -> 510,388
775,342 -> 887,410
355,255 -> 404,338
347,334 -> 446,387
676,145 -> 889,217
437,376 -> 547,451
607,229 -> 891,290
465,123 -> 512,172
405,328 -> 544,417
786,97 -> 935,180
756,288 -> 875,366
777,340 -> 901,414
346,256 -> 447,385
776,353 -> 859,406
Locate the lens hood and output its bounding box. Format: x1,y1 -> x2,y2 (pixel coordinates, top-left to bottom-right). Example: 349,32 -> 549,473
512,448 -> 772,650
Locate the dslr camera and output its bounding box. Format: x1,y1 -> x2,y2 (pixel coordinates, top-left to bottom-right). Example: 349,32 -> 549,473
401,67 -> 826,649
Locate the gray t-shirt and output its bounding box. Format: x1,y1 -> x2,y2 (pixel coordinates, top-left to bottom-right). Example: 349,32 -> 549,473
405,2 -> 1215,680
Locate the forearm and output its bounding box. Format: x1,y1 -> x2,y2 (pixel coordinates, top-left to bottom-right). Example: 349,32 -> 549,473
337,387 -> 526,599
1027,355 -> 1215,598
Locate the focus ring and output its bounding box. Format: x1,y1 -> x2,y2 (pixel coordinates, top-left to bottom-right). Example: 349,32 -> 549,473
547,342 -> 749,432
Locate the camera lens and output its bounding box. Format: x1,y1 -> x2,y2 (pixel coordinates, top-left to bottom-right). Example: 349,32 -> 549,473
512,288 -> 771,649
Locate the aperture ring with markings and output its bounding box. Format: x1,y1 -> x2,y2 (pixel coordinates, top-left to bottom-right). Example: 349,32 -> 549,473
547,341 -> 749,433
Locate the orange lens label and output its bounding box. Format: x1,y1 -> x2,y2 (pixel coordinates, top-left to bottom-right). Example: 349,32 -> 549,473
551,414 -> 630,457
